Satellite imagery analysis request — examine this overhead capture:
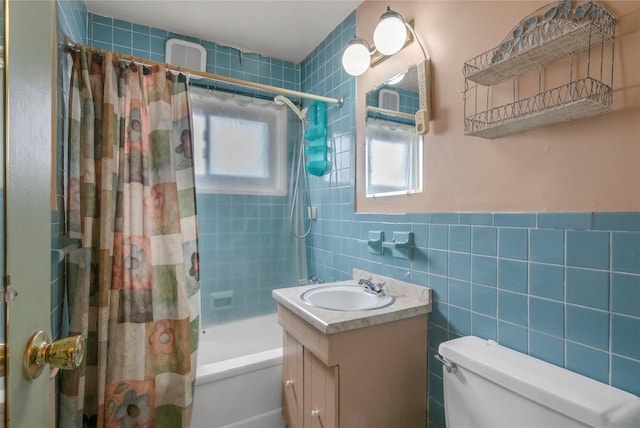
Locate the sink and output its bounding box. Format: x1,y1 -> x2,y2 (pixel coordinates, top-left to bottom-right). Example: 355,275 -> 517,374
300,284 -> 395,311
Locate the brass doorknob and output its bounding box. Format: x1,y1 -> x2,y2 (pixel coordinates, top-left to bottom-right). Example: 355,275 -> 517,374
23,331 -> 85,380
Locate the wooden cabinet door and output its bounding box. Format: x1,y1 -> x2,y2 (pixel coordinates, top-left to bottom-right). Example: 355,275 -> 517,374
283,331 -> 304,427
304,348 -> 339,428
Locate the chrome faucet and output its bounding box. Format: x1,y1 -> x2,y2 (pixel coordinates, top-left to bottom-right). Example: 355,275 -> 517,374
358,278 -> 386,296
309,275 -> 325,284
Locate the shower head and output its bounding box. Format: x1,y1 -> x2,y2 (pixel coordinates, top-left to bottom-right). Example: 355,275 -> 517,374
274,95 -> 308,120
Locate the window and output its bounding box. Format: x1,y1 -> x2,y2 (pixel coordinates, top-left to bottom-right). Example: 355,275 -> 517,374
365,118 -> 423,197
190,88 -> 287,195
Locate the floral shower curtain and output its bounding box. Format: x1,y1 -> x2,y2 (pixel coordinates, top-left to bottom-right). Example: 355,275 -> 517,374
60,49 -> 200,428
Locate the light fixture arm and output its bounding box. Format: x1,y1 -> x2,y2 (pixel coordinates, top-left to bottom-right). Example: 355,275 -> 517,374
404,21 -> 428,61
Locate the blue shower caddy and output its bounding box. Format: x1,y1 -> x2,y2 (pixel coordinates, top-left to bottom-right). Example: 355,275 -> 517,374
304,100 -> 328,176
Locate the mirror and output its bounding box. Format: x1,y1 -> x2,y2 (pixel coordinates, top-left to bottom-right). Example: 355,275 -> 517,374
364,63 -> 423,198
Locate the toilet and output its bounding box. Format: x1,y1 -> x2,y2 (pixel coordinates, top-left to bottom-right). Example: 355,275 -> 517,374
437,336 -> 640,428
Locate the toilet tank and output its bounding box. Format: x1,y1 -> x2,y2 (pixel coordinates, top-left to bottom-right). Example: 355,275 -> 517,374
438,336 -> 640,428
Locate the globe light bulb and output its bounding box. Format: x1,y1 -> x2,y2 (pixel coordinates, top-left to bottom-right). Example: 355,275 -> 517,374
342,38 -> 371,76
373,8 -> 407,56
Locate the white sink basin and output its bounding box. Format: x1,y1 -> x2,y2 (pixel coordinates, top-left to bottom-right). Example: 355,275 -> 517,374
300,285 -> 395,311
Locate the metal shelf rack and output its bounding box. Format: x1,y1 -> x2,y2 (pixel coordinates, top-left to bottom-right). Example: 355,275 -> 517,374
463,1 -> 616,139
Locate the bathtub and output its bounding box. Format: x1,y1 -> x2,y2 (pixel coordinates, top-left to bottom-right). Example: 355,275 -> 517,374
192,313 -> 285,428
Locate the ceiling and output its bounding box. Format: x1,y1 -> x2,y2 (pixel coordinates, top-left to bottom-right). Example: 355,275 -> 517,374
86,0 -> 363,64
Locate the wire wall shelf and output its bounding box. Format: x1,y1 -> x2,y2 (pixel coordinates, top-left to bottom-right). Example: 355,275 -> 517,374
464,77 -> 612,139
463,3 -> 615,86
463,1 -> 616,139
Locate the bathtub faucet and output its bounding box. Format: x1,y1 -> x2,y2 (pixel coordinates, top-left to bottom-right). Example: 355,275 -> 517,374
359,278 -> 386,296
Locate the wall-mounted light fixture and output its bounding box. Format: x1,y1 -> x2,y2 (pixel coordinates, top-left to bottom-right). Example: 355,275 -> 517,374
342,7 -> 422,77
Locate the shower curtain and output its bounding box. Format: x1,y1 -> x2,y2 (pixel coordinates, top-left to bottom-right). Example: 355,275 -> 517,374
60,49 -> 200,428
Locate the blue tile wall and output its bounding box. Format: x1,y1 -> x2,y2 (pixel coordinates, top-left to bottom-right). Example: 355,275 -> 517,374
611,356 -> 640,396
195,191 -> 303,326
88,13 -> 300,93
566,230 -> 610,270
594,212 -> 640,231
531,296 -> 565,337
612,315 -> 640,360
54,1 -> 88,423
53,0 -> 87,342
566,305 -> 609,350
499,322 -> 528,353
305,207 -> 640,427
498,290 -> 528,327
499,227 -> 528,260
472,255 -> 497,286
529,331 -> 564,366
612,232 -> 640,274
567,341 -> 609,383
530,263 -> 564,300
449,225 -> 471,252
530,228 -> 565,264
449,279 -> 471,308
57,0 -> 86,45
566,268 -> 609,310
611,273 -> 640,317
472,226 -> 498,256
498,259 -> 527,293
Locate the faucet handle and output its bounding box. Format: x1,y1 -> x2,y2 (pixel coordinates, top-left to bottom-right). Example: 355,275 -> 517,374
371,281 -> 385,292
360,278 -> 386,295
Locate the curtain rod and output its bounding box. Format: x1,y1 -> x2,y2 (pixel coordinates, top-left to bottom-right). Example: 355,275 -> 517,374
64,41 -> 344,107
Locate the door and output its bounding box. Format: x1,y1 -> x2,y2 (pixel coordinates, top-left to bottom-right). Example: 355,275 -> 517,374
282,331 -> 304,427
5,0 -> 55,426
303,349 -> 339,428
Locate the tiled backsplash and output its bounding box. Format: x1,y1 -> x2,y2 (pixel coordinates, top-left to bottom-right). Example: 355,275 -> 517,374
306,209 -> 640,427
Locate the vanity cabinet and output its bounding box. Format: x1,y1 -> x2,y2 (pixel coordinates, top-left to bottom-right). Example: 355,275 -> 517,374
278,304 -> 428,428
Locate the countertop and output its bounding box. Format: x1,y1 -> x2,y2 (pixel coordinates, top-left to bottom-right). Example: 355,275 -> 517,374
272,269 -> 432,334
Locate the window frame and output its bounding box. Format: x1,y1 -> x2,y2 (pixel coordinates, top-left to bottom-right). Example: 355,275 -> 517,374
190,88 -> 287,196
365,118 -> 423,198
